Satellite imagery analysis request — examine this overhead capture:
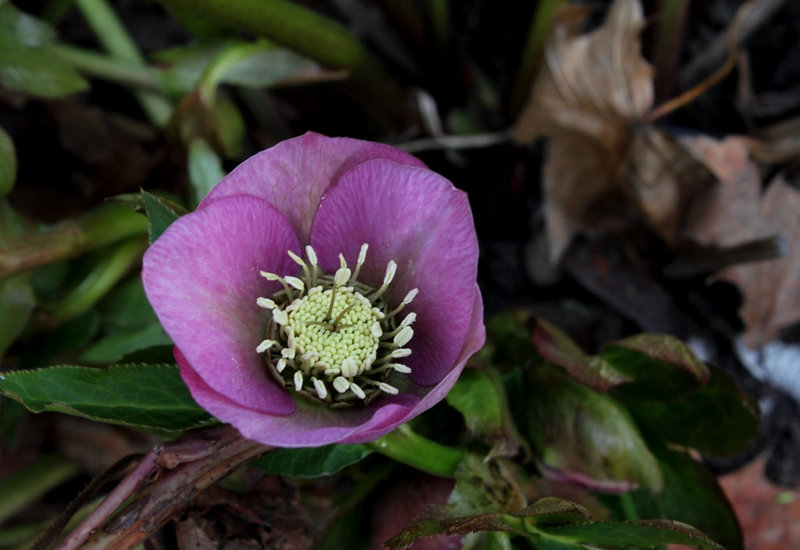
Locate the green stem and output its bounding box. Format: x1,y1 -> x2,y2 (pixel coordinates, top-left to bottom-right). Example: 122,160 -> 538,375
41,237 -> 148,325
369,423 -> 465,477
75,0 -> 172,125
0,203 -> 148,279
158,0 -> 410,124
511,0 -> 564,114
49,44 -> 163,93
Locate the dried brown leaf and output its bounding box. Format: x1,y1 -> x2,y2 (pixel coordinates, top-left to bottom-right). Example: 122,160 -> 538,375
677,134 -> 800,345
513,0 -> 657,259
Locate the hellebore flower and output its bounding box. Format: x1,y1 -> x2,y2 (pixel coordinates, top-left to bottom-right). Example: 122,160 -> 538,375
142,132 -> 484,447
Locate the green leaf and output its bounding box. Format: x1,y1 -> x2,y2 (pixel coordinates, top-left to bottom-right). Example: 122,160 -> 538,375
142,190 -> 180,242
606,445 -> 743,550
446,366 -> 530,459
251,444 -> 372,477
80,277 -> 173,363
0,3 -> 88,97
527,365 -> 663,493
0,125 -> 16,196
539,518 -> 723,549
604,333 -> 710,399
532,319 -> 631,391
616,365 -> 759,457
386,496 -> 724,550
0,364 -> 213,432
81,323 -> 172,364
188,138 -> 224,205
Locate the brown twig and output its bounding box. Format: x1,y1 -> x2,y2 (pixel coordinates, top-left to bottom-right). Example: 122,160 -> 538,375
52,425 -> 270,550
645,1 -> 752,124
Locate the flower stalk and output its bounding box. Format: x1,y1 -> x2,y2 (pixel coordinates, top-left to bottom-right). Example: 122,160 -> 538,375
370,424 -> 466,478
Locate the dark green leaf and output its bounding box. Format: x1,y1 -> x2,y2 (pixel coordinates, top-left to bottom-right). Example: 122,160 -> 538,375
604,333 -> 709,399
142,190 -> 181,242
80,323 -> 172,364
251,444 -> 372,477
527,365 -> 663,493
387,496 -> 723,550
0,363 -> 213,431
540,519 -> 723,549
616,366 -> 758,457
0,125 -> 16,196
0,4 -> 87,97
532,318 -> 631,391
606,445 -> 743,550
446,367 -> 530,459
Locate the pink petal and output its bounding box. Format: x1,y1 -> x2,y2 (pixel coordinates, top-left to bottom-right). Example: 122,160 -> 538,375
310,159 -> 481,385
201,132 -> 426,244
178,352 -> 420,447
142,195 -> 299,415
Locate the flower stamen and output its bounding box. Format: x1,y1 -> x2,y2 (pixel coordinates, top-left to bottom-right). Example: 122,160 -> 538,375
255,243 -> 416,406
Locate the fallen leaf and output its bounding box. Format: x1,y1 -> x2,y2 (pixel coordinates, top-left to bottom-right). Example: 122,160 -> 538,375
678,134 -> 800,346
513,0 -> 714,258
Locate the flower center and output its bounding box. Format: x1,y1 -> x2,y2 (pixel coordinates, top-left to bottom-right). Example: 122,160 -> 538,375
256,243 -> 417,406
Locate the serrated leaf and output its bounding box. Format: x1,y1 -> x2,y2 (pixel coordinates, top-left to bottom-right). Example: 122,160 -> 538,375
604,333 -> 710,399
387,496 -> 723,550
0,364 -> 213,431
616,365 -> 759,457
607,444 -> 743,550
540,518 -> 723,549
446,367 -> 529,460
0,125 -> 16,196
142,190 -> 180,242
0,4 -> 87,98
527,365 -> 663,493
251,444 -> 372,477
532,318 -> 631,391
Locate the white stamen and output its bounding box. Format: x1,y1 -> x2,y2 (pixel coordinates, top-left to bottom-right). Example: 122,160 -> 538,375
371,321 -> 383,338
333,376 -> 350,393
256,339 -> 276,353
391,348 -> 412,358
341,357 -> 359,378
378,382 -> 399,395
272,309 -> 288,326
276,358 -> 287,372
350,382 -> 366,399
260,271 -> 280,281
281,347 -> 296,359
383,261 -> 397,286
257,297 -> 276,309
294,371 -> 304,391
287,249 -> 304,265
351,243 -> 369,282
314,378 -> 328,399
393,326 -> 414,347
334,267 -> 351,287
305,245 -> 318,266
324,368 -> 340,376
403,288 -> 419,304
392,363 -> 412,373
371,261 -> 397,300
285,276 -> 305,291
339,253 -> 348,270
400,312 -> 416,327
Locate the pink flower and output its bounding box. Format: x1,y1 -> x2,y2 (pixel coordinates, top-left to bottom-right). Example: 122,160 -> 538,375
142,132 -> 484,447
